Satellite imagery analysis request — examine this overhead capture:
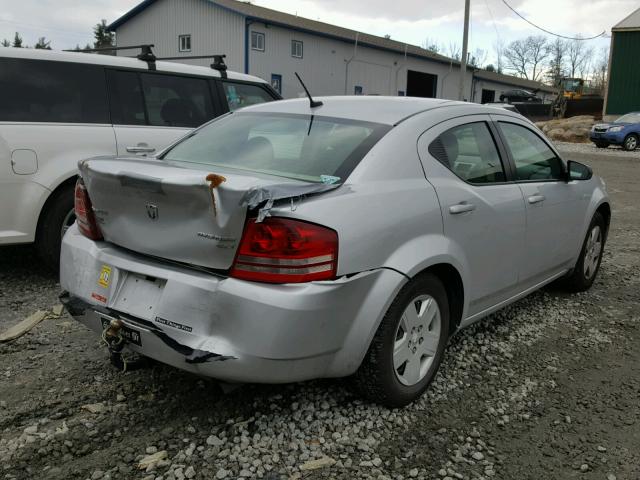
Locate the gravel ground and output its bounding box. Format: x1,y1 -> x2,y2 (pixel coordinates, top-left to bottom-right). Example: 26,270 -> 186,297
1,147 -> 639,480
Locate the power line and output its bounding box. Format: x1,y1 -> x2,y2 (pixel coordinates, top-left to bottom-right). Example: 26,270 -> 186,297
500,0 -> 605,40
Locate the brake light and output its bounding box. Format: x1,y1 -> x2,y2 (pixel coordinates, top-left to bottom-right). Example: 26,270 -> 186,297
230,217 -> 338,283
74,178 -> 103,240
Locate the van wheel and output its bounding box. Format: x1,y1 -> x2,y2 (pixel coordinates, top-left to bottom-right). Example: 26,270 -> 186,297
354,273 -> 449,408
560,212 -> 606,292
36,184 -> 75,271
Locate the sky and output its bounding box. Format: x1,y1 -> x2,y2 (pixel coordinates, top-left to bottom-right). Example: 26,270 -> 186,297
0,0 -> 636,63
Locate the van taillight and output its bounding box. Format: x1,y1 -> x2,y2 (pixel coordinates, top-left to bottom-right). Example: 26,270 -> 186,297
74,178 -> 103,240
230,217 -> 338,283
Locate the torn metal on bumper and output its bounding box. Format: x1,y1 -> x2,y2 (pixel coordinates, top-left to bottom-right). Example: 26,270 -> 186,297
59,226 -> 405,383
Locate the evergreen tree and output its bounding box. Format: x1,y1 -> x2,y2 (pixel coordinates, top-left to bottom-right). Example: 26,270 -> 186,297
34,37 -> 52,50
1,39 -> 10,47
12,32 -> 23,48
93,19 -> 115,53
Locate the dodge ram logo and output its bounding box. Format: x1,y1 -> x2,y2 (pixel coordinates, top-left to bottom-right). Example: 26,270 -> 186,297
145,204 -> 159,220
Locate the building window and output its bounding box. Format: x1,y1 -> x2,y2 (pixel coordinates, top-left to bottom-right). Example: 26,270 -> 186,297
354,85 -> 363,95
291,40 -> 303,58
251,31 -> 265,51
271,74 -> 282,95
179,34 -> 191,52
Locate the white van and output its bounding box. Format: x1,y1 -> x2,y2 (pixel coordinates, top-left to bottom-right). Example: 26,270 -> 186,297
0,48 -> 279,268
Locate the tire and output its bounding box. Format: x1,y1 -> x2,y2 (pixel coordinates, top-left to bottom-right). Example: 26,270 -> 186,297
594,141 -> 609,149
354,273 -> 450,408
622,134 -> 638,151
561,212 -> 606,292
35,184 -> 76,271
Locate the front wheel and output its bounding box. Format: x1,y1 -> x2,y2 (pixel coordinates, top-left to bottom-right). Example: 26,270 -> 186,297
354,273 -> 450,408
560,212 -> 606,292
623,134 -> 638,151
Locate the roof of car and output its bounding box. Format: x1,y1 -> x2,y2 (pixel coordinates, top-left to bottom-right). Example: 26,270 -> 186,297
0,48 -> 266,84
239,96 -> 521,125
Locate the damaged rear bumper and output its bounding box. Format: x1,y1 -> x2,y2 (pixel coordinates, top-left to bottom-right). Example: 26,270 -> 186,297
60,225 -> 405,383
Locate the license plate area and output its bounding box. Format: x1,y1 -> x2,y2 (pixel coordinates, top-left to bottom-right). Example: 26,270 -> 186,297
112,273 -> 165,320
100,317 -> 142,346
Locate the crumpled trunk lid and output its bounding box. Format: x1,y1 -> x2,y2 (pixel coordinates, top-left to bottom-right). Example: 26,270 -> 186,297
79,157 -> 318,270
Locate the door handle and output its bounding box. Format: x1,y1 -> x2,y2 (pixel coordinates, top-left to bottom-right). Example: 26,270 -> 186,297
528,194 -> 546,204
449,202 -> 476,215
126,146 -> 156,154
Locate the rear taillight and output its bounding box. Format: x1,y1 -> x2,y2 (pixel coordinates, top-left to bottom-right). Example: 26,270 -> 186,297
230,217 -> 338,283
74,178 -> 103,240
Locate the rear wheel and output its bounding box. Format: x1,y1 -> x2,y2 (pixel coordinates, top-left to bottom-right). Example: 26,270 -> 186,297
561,212 -> 605,292
623,134 -> 638,151
354,273 -> 449,408
36,184 -> 75,271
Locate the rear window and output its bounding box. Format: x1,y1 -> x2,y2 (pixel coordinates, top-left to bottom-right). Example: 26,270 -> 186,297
0,58 -> 109,123
161,112 -> 390,182
222,82 -> 275,111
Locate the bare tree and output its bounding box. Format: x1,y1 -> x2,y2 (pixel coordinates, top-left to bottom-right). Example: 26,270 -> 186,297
591,46 -> 609,93
469,48 -> 488,68
503,35 -> 549,81
567,36 -> 591,78
546,38 -> 567,86
422,37 -> 441,54
447,41 -> 461,61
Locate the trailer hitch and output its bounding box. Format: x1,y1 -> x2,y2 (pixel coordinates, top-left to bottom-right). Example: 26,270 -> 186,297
101,319 -> 149,372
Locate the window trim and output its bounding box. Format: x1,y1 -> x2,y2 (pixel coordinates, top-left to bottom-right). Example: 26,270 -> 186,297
494,119 -> 567,184
251,31 -> 265,52
178,34 -> 191,52
291,39 -> 303,58
427,120 -> 512,187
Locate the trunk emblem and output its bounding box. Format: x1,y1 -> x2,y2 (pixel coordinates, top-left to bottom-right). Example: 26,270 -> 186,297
145,204 -> 159,220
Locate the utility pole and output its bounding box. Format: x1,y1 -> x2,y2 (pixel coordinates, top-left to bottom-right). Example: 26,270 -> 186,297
458,0 -> 470,101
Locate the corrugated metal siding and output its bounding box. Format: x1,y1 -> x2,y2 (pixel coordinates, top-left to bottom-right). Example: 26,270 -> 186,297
115,0 -> 245,72
606,31 -> 640,115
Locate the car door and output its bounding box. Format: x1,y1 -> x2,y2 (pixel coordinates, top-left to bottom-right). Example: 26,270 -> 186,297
107,70 -> 218,156
418,116 -> 526,317
493,116 -> 584,286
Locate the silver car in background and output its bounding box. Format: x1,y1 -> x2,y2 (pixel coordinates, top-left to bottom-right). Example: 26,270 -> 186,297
60,97 -> 610,407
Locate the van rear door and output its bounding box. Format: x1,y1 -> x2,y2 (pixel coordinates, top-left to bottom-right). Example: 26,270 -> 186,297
107,70 -> 219,157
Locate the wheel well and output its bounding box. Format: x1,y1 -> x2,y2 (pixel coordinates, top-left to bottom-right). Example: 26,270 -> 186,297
596,202 -> 611,239
417,263 -> 464,335
36,176 -> 77,239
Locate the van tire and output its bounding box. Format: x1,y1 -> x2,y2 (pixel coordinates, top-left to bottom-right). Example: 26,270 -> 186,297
36,184 -> 75,271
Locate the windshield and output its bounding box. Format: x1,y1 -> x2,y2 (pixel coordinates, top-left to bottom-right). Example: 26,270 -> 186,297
161,112 -> 391,183
615,113 -> 640,124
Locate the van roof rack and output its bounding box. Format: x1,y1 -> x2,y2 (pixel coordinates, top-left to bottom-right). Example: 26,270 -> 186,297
63,44 -> 157,71
156,54 -> 228,78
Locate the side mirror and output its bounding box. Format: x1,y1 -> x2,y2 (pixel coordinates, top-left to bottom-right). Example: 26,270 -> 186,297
566,160 -> 593,182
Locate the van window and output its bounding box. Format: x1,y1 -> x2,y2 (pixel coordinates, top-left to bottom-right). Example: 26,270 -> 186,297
140,73 -> 214,128
107,70 -> 146,126
0,58 -> 109,124
222,82 -> 274,111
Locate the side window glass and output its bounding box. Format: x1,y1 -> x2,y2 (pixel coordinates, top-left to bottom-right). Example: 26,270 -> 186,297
222,82 -> 274,111
107,70 -> 146,126
499,122 -> 564,181
140,73 -> 214,128
428,122 -> 506,184
0,58 -> 109,124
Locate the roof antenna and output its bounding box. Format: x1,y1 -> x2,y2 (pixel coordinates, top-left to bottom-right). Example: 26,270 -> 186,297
295,72 -> 323,108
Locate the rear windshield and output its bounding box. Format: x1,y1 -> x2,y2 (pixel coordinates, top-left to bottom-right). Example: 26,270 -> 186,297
161,112 -> 391,183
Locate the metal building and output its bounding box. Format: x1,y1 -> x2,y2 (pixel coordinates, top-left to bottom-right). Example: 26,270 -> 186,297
108,0 -> 555,102
604,7 -> 640,117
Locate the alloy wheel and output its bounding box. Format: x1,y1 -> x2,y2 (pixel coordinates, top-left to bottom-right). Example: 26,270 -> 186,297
583,225 -> 602,280
393,294 -> 441,386
625,136 -> 637,151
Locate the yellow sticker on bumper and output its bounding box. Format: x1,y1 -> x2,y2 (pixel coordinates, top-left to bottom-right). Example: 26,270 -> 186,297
98,265 -> 112,288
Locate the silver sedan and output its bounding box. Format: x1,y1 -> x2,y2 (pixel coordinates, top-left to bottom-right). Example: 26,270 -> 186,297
60,97 -> 610,407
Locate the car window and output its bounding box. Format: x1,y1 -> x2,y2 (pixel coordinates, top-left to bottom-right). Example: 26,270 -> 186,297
107,70 -> 146,125
428,122 -> 506,184
498,122 -> 564,181
140,73 -> 214,128
0,58 -> 109,124
162,112 -> 390,183
222,82 -> 274,111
